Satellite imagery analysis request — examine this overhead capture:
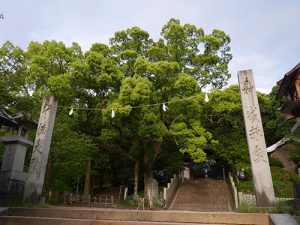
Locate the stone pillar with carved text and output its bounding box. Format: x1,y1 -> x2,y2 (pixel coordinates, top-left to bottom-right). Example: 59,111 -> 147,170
238,70 -> 275,207
23,96 -> 58,203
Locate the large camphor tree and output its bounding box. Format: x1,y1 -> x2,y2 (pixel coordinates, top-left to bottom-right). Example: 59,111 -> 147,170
0,19 -> 232,202
100,18 -> 232,198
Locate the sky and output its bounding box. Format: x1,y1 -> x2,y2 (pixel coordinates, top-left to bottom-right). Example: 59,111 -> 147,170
0,0 -> 299,94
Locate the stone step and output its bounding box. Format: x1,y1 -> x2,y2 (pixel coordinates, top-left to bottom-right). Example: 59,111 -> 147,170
172,205 -> 229,212
170,179 -> 233,212
0,216 -> 233,225
0,207 -> 270,225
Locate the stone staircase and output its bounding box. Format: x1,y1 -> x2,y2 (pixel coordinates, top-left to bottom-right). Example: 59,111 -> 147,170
170,178 -> 233,211
0,207 -> 271,225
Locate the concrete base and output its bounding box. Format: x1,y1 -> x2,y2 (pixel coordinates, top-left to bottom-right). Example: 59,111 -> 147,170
0,171 -> 27,206
269,214 -> 299,225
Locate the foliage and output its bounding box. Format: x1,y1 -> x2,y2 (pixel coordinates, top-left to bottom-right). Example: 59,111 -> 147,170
236,165 -> 298,198
97,18 -> 232,197
287,139 -> 300,167
235,162 -> 252,179
2,18 -> 294,202
121,195 -> 139,208
258,92 -> 291,146
153,144 -> 184,185
0,41 -> 34,112
203,85 -> 249,168
44,120 -> 98,193
235,202 -> 262,213
269,157 -> 284,168
202,85 -> 292,174
236,201 -> 294,214
0,18 -> 231,197
236,180 -> 254,194
272,200 -> 295,214
271,166 -> 298,198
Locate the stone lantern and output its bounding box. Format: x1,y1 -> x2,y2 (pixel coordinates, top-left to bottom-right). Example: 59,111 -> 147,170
0,109 -> 37,205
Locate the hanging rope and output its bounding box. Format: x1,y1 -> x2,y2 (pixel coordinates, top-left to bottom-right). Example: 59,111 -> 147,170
58,94 -> 206,111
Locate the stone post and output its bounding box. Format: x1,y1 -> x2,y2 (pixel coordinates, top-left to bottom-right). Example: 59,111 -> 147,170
238,70 -> 276,207
183,166 -> 190,179
124,187 -> 128,200
23,96 -> 58,204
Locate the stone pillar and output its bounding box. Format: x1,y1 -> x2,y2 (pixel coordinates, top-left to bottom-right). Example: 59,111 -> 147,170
124,187 -> 128,200
0,136 -> 33,205
23,96 -> 58,204
183,166 -> 190,179
146,178 -> 159,207
238,70 -> 276,207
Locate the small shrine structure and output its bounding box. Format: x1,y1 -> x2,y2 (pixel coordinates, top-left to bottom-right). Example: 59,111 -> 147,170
276,62 -> 300,122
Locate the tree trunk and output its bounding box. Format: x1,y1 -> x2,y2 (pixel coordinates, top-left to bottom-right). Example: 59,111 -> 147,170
143,156 -> 154,207
144,167 -> 154,208
134,160 -> 139,196
143,165 -> 154,195
84,160 -> 91,198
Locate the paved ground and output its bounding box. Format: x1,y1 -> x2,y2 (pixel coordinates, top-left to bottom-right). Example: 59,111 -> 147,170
170,178 -> 232,212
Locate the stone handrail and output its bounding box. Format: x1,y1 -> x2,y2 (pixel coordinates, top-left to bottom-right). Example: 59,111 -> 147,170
228,172 -> 239,208
163,173 -> 182,208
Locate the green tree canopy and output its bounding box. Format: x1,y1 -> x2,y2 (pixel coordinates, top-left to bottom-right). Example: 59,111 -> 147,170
0,19 -> 235,200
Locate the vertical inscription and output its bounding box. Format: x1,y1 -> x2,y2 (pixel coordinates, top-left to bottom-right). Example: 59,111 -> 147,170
238,70 -> 275,207
241,77 -> 255,105
29,100 -> 51,175
249,125 -> 263,140
23,96 -> 58,203
254,145 -> 267,163
241,77 -> 254,94
247,106 -> 259,123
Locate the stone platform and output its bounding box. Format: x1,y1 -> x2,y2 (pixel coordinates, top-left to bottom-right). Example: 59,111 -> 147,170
0,207 -> 271,225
